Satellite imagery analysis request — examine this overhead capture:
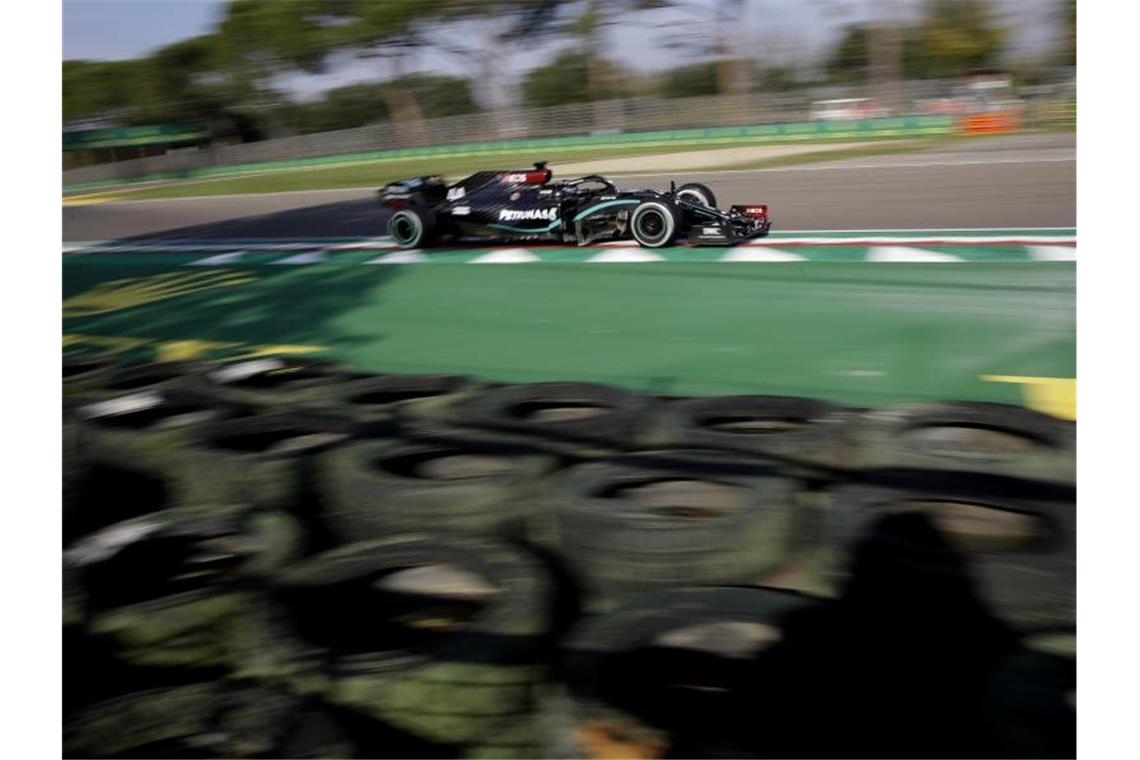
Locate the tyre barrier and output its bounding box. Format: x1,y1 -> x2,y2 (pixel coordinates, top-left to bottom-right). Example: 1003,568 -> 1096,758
818,481 -> 1076,629
190,356 -> 356,408
63,354 -> 118,396
67,507 -> 299,670
60,358 -> 1077,758
646,394 -> 857,470
442,381 -> 657,452
266,534 -> 555,757
318,432 -> 559,544
849,400 -> 1076,485
547,450 -> 802,610
560,586 -> 821,758
313,372 -> 475,435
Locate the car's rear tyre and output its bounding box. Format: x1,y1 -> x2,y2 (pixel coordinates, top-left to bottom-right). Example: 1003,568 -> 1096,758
630,201 -> 679,248
389,205 -> 437,249
676,183 -> 717,209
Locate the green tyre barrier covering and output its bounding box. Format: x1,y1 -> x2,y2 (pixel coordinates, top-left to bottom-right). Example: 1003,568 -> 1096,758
559,586 -> 821,757
848,401 -> 1076,486
269,534 -> 555,755
645,394 -> 858,471
817,481 -> 1075,630
189,356 -> 357,409
317,433 -> 558,543
548,451 -> 802,610
182,413 -> 358,510
68,507 -> 301,669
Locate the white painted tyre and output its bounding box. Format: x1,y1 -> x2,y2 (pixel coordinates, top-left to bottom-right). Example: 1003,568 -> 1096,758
630,201 -> 678,248
389,209 -> 426,249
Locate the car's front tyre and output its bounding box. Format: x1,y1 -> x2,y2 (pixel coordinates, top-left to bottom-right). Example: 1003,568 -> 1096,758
388,206 -> 436,249
629,200 -> 679,248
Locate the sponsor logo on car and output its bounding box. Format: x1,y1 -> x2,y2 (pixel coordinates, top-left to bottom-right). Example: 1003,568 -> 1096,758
446,186 -> 466,201
499,208 -> 558,221
502,173 -> 528,183
451,206 -> 471,216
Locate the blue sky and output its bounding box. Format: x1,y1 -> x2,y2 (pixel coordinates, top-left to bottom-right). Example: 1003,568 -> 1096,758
63,0 -> 1064,99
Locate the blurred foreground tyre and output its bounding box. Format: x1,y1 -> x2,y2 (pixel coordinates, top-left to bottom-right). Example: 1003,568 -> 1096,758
271,534 -> 555,756
445,381 -> 654,451
549,451 -> 802,609
978,629 -> 1076,759
63,681 -> 359,759
66,391 -> 243,541
63,354 -> 117,396
850,401 -> 1075,484
68,507 -> 299,669
184,413 -> 356,511
191,356 -> 351,408
649,395 -> 855,469
560,586 -> 820,758
86,360 -> 200,397
317,373 -> 474,435
319,433 -> 557,543
820,482 -> 1075,629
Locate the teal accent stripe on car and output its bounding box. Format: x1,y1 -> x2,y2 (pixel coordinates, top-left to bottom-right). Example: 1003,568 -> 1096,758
488,220 -> 563,233
572,199 -> 641,221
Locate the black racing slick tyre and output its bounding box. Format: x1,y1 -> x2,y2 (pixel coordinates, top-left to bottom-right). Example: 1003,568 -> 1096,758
548,450 -> 802,609
388,203 -> 437,249
819,481 -> 1076,629
629,200 -> 681,248
268,534 -> 555,754
675,182 -> 717,209
849,401 -> 1076,485
318,433 -> 558,543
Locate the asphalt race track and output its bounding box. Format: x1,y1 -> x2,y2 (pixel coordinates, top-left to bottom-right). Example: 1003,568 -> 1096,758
63,133 -> 1074,242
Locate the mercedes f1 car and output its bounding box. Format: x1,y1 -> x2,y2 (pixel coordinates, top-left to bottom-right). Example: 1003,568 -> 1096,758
377,162 -> 770,249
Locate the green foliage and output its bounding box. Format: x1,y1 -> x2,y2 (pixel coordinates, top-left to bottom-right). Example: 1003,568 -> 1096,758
520,50 -> 625,107
662,62 -> 719,98
280,75 -> 479,134
826,0 -> 1007,83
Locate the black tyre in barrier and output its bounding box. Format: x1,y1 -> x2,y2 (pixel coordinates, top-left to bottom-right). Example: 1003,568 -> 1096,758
318,372 -> 474,435
649,394 -> 856,469
94,360 -> 201,396
978,630 -> 1076,758
63,354 -> 117,396
66,391 -> 245,540
268,534 -> 555,754
63,681 -> 362,759
445,381 -> 654,451
850,401 -> 1075,484
191,356 -> 352,408
69,507 -> 300,670
560,586 -> 821,757
318,432 -> 558,543
184,413 -> 357,511
549,450 -> 802,609
820,481 -> 1075,629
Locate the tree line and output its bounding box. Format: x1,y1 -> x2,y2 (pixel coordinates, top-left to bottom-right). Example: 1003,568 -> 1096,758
64,0 -> 1062,142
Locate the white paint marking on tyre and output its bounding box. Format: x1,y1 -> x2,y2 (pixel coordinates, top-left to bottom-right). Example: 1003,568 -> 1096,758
866,246 -> 964,262
1028,245 -> 1077,261
585,249 -> 666,263
365,250 -> 426,264
468,248 -> 541,264
720,247 -> 806,262
271,250 -> 329,265
186,251 -> 247,266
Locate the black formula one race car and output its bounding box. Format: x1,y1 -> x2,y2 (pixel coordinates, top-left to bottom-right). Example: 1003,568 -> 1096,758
377,161 -> 770,249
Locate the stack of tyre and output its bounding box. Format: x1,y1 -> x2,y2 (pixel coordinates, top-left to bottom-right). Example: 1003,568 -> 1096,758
63,356 -> 1076,758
